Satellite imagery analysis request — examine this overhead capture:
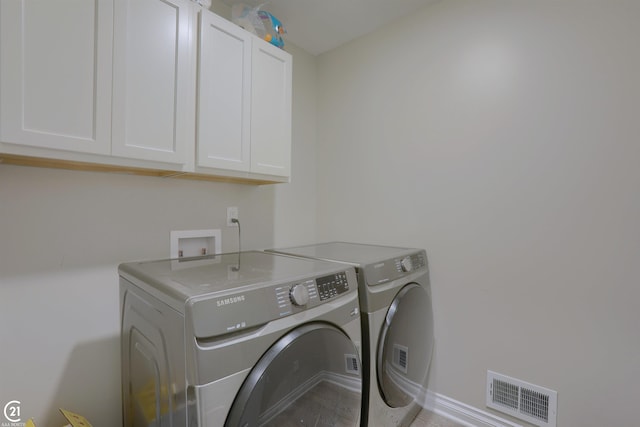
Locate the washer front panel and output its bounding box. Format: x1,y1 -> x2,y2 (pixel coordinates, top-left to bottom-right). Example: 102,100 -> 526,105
377,283 -> 434,408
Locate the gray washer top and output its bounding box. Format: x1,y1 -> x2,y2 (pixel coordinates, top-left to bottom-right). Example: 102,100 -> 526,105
119,251 -> 352,304
268,242 -> 418,267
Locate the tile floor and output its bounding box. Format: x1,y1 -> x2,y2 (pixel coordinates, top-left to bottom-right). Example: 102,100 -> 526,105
264,380 -> 360,426
265,378 -> 465,427
410,409 -> 466,427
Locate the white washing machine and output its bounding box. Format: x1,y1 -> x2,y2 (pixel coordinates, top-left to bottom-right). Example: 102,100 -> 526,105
119,251 -> 363,426
268,242 -> 434,427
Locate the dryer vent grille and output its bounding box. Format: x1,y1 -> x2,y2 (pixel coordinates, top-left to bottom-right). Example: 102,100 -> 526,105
486,371 -> 557,427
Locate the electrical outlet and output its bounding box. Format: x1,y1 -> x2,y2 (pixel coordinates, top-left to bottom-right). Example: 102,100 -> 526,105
227,207 -> 239,226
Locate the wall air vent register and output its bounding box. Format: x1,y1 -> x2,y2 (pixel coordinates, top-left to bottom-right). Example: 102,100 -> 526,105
486,370 -> 558,427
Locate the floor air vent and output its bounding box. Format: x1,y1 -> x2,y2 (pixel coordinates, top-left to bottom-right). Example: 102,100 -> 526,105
486,371 -> 557,427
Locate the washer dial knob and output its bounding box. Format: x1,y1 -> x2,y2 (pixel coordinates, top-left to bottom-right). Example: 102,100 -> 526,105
290,284 -> 310,306
400,256 -> 413,272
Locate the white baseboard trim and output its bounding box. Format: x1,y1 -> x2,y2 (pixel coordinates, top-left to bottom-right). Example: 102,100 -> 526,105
421,390 -> 523,427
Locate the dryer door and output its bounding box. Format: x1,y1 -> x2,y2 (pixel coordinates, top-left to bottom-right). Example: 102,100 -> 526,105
377,283 -> 434,408
225,322 -> 362,426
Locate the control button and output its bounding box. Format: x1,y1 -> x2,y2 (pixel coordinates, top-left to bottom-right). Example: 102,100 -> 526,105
400,256 -> 413,272
290,284 -> 310,306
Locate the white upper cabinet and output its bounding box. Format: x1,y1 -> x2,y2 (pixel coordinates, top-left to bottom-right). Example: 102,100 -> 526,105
250,42 -> 292,177
0,0 -> 113,154
197,11 -> 291,179
197,12 -> 251,172
111,0 -> 195,165
0,2 -> 291,183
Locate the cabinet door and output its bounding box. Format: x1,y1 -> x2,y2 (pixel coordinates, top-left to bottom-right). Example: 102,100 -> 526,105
112,0 -> 195,164
250,42 -> 292,178
197,11 -> 251,172
0,0 -> 113,154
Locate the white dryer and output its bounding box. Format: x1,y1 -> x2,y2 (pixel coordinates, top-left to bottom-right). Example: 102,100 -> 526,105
119,251 -> 363,426
268,242 -> 434,427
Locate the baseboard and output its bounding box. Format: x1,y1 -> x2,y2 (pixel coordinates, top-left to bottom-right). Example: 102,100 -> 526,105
421,390 -> 523,427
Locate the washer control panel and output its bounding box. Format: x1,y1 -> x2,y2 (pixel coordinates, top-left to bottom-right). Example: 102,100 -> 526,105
187,266 -> 358,339
316,271 -> 349,301
274,271 -> 351,316
276,279 -> 317,311
290,283 -> 311,306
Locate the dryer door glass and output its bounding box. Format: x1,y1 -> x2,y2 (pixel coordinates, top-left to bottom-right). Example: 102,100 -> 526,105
377,283 -> 434,408
225,322 -> 362,426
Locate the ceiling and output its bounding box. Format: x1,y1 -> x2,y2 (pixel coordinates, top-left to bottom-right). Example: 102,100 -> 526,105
220,0 -> 439,55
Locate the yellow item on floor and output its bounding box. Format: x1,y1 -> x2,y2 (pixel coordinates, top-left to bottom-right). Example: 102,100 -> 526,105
22,409 -> 93,427
59,409 -> 93,427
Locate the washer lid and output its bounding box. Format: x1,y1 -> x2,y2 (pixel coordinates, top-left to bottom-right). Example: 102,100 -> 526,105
225,323 -> 362,426
268,242 -> 417,267
377,283 -> 434,408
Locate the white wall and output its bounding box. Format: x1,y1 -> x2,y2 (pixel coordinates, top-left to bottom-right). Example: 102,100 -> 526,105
273,42 -> 318,247
316,1 -> 640,425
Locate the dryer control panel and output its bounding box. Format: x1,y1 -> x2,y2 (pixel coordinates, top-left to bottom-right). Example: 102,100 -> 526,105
363,250 -> 428,286
395,253 -> 427,273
